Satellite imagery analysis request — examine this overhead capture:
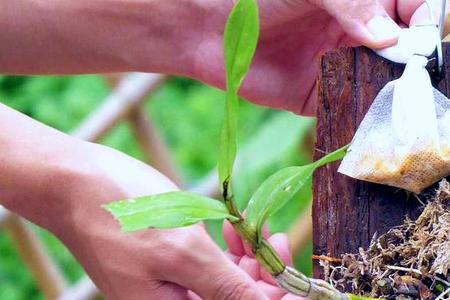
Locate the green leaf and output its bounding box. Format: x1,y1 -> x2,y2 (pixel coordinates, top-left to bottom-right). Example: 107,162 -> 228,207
218,0 -> 260,188
224,0 -> 260,93
246,145 -> 349,240
103,192 -> 238,232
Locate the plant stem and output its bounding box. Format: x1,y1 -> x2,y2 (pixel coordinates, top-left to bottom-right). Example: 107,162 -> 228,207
223,189 -> 349,299
232,220 -> 285,275
222,180 -> 241,218
223,180 -> 285,275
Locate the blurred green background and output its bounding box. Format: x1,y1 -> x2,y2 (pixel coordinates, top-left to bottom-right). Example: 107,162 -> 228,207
0,74 -> 314,299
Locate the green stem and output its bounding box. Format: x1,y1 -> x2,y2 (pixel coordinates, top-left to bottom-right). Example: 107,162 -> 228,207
222,180 -> 285,275
222,180 -> 241,218
223,190 -> 348,300
229,217 -> 286,276
255,239 -> 285,275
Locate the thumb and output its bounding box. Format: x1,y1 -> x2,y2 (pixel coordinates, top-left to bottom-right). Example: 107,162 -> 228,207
164,229 -> 269,300
182,254 -> 269,300
320,0 -> 401,49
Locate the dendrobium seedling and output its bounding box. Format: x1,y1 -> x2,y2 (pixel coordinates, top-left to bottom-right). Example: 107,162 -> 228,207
103,0 -> 369,299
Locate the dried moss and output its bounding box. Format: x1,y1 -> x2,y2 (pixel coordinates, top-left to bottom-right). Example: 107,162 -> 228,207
321,180 -> 450,300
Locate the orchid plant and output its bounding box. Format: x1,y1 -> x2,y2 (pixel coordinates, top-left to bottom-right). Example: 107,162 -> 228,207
103,1 -> 368,299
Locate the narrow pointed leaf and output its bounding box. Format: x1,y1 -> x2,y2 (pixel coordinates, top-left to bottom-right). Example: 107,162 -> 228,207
103,192 -> 238,232
224,0 -> 259,93
218,0 -> 260,187
246,145 -> 349,240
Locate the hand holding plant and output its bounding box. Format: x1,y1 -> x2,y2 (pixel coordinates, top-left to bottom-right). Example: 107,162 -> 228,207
105,0 -> 352,299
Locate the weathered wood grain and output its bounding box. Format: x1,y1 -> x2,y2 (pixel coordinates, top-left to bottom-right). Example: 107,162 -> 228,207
313,45 -> 449,278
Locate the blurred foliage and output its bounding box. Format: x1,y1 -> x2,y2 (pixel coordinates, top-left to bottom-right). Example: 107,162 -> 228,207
0,74 -> 314,299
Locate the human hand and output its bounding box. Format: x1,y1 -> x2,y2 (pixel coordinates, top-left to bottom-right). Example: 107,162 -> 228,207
221,221 -> 306,300
186,222 -> 307,300
2,1 -> 441,117
192,0 -> 446,115
53,142 -> 301,300
0,103 -> 305,299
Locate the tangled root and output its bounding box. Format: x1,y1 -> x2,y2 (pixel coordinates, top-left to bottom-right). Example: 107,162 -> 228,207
321,180 -> 450,300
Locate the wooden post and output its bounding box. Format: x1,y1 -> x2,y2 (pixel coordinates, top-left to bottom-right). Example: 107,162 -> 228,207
313,45 -> 450,278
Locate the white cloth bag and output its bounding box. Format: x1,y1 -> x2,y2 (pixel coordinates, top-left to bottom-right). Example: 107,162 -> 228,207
338,26 -> 450,193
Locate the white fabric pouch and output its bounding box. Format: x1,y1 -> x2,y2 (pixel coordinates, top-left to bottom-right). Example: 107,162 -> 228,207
338,26 -> 450,193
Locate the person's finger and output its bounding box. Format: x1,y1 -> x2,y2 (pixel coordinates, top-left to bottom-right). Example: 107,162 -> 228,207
262,223 -> 271,239
127,281 -> 187,300
408,1 -> 443,27
260,267 -> 278,286
378,0 -> 396,17
260,233 -> 293,285
164,228 -> 269,300
223,221 -> 245,256
243,239 -> 256,258
319,0 -> 401,48
397,0 -> 425,24
241,223 -> 272,258
182,259 -> 269,300
281,294 -> 308,300
268,233 -> 293,266
238,256 -> 260,280
187,291 -> 202,300
225,250 -> 240,264
257,281 -> 286,300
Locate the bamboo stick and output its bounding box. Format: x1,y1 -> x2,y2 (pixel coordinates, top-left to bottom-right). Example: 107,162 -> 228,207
128,107 -> 183,186
0,206 -> 10,227
73,73 -> 166,142
58,277 -> 99,300
4,216 -> 67,299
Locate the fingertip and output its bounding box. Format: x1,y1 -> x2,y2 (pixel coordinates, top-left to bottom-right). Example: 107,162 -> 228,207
187,291 -> 202,300
268,233 -> 293,266
327,0 -> 400,49
183,258 -> 269,300
243,241 -> 256,258
365,15 -> 401,49
262,223 -> 271,239
408,2 -> 439,27
223,221 -> 245,256
238,256 -> 260,280
257,281 -> 286,300
397,0 -> 424,25
281,294 -> 308,300
260,267 -> 278,286
225,250 -> 240,264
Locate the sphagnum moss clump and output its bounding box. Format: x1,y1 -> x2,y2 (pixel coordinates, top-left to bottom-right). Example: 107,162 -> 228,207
321,180 -> 450,300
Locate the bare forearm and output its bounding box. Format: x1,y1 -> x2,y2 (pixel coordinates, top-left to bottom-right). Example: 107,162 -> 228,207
0,103 -> 86,229
0,102 -> 178,235
0,0 -> 206,75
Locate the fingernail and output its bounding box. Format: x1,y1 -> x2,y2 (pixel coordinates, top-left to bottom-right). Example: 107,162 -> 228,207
367,16 -> 401,42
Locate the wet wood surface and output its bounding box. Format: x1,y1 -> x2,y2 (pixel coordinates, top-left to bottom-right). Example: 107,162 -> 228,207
313,44 -> 450,277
